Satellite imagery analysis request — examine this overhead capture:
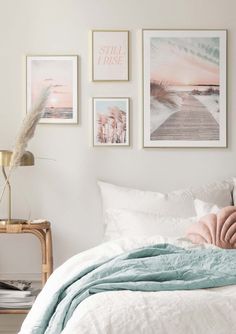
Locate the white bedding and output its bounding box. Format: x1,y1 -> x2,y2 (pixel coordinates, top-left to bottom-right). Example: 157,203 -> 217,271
20,236 -> 236,334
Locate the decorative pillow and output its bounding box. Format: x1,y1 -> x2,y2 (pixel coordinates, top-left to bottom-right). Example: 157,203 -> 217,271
186,206 -> 236,249
104,208 -> 197,241
194,199 -> 221,219
98,180 -> 234,223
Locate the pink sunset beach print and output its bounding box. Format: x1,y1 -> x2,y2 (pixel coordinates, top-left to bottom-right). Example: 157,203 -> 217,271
150,37 -> 220,140
31,59 -> 73,119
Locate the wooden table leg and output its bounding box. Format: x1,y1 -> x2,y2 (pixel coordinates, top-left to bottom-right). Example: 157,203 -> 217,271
45,227 -> 53,281
27,229 -> 47,287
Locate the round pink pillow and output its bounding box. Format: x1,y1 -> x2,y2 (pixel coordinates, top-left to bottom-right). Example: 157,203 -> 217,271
186,206 -> 236,249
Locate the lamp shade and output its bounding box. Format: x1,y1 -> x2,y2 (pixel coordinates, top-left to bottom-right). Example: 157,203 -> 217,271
0,150 -> 34,167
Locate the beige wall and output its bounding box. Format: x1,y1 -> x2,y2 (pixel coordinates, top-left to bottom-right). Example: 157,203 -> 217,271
0,0 -> 235,281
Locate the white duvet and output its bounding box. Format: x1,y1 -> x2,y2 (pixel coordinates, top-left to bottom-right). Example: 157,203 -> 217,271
20,236 -> 236,334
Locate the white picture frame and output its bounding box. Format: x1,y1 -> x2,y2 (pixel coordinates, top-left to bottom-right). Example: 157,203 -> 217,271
26,55 -> 78,124
143,30 -> 227,147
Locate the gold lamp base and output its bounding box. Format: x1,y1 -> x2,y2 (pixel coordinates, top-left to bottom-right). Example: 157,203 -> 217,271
0,150 -> 34,225
0,219 -> 29,226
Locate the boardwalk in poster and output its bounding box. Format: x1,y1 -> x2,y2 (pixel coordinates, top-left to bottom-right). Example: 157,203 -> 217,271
151,93 -> 219,140
149,36 -> 221,141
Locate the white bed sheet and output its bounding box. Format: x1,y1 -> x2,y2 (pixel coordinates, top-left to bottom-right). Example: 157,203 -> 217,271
20,236 -> 236,334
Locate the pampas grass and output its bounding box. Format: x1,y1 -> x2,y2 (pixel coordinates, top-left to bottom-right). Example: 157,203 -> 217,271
10,87 -> 50,168
0,86 -> 50,205
150,81 -> 177,109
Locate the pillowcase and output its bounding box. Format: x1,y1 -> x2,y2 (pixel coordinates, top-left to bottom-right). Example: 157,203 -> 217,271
98,180 -> 233,222
104,208 -> 197,241
194,199 -> 221,219
233,177 -> 236,205
189,180 -> 233,205
99,181 -> 193,218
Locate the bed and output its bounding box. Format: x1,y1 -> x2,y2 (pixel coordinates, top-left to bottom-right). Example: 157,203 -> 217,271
19,179 -> 236,334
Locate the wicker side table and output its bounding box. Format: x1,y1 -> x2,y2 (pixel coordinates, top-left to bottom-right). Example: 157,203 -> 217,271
0,221 -> 53,314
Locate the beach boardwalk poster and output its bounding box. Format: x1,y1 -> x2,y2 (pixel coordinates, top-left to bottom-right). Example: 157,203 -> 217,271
143,30 -> 227,147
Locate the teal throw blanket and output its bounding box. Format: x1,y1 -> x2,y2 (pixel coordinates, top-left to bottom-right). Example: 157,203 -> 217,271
36,244 -> 236,334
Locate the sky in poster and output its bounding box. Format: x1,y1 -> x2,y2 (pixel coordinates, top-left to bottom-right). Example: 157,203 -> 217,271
95,100 -> 127,114
31,59 -> 73,108
150,37 -> 219,86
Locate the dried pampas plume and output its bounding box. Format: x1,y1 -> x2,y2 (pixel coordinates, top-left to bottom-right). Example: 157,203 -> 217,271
10,86 -> 50,168
0,86 -> 50,204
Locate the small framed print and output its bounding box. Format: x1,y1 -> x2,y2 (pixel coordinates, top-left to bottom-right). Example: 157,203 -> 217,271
91,30 -> 129,81
143,30 -> 227,147
26,55 -> 78,124
93,97 -> 130,146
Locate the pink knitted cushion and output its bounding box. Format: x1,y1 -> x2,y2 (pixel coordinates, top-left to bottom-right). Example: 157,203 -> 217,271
186,206 -> 236,249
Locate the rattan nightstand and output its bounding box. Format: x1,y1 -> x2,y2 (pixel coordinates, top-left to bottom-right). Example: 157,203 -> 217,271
0,221 -> 53,314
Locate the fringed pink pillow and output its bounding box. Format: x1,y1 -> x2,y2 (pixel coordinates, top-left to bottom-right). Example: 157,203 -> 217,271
186,206 -> 236,249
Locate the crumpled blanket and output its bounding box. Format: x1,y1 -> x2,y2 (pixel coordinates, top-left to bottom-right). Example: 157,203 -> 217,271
21,243 -> 236,334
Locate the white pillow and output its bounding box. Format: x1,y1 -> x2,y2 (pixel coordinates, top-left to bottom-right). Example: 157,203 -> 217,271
104,208 -> 197,241
190,180 -> 233,207
194,199 -> 221,219
233,178 -> 236,205
98,180 -> 233,222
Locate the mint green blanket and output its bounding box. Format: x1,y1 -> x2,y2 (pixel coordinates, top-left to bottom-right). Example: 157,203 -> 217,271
40,244 -> 236,334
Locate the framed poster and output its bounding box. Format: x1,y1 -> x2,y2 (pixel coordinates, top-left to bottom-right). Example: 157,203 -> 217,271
143,30 -> 227,147
27,55 -> 78,124
92,30 -> 129,81
93,97 -> 130,146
